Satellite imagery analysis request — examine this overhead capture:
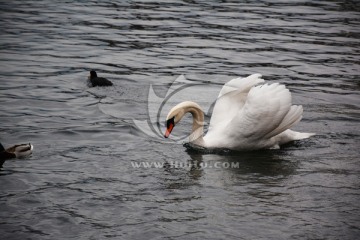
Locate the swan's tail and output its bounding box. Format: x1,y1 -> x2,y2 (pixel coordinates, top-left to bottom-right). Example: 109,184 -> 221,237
276,130 -> 315,145
291,131 -> 316,140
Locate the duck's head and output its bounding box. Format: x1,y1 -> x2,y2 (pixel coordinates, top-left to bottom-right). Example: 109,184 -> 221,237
6,143 -> 33,158
0,143 -> 5,152
89,70 -> 98,80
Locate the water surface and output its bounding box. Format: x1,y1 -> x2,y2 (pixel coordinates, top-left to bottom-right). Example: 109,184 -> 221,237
0,1 -> 359,239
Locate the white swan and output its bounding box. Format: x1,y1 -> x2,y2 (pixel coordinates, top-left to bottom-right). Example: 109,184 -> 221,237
164,74 -> 315,151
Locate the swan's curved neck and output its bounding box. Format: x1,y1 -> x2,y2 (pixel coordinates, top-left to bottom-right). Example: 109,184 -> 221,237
183,103 -> 205,145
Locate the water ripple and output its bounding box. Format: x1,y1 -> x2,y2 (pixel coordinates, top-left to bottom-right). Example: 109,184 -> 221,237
0,1 -> 359,239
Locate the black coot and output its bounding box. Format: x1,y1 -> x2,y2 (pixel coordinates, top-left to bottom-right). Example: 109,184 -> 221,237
88,70 -> 113,87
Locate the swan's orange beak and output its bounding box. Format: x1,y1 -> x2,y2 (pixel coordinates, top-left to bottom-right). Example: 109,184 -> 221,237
164,124 -> 174,138
164,117 -> 175,138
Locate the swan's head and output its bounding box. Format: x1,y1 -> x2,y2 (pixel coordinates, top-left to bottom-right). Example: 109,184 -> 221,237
164,107 -> 184,138
164,101 -> 203,138
6,143 -> 33,158
89,70 -> 98,80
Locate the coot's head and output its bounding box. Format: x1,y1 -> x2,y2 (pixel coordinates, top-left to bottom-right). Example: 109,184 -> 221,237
89,70 -> 98,79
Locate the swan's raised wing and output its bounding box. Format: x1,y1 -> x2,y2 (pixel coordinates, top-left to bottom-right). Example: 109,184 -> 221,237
217,73 -> 265,98
226,83 -> 303,142
209,74 -> 265,130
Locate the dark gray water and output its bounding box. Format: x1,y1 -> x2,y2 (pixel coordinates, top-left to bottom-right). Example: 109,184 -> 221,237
0,1 -> 359,239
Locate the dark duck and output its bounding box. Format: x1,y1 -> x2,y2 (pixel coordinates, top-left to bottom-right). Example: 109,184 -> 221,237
0,142 -> 33,168
88,70 -> 113,87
